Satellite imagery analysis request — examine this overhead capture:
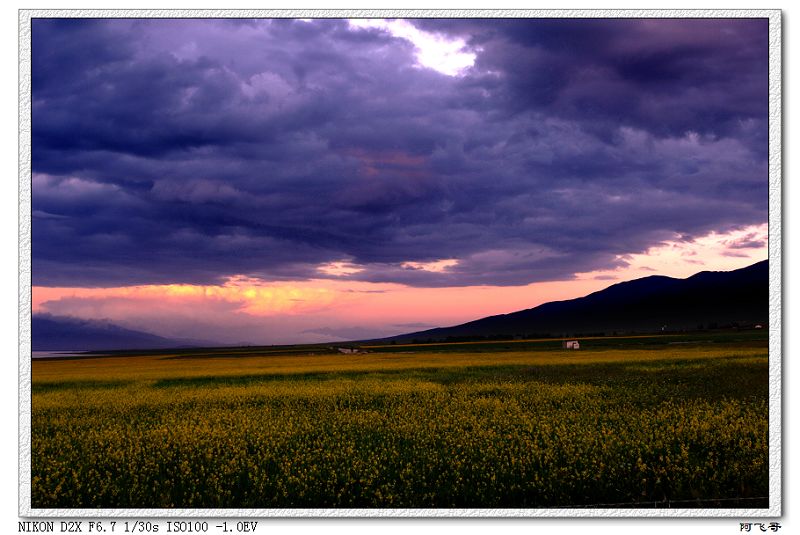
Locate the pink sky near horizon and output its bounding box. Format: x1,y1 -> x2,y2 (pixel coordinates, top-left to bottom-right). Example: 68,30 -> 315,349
33,223 -> 768,345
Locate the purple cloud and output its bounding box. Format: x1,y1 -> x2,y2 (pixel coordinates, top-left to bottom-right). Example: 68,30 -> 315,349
31,18 -> 769,288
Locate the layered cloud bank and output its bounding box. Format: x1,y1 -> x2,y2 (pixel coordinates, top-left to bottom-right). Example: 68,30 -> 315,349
33,18 -> 767,288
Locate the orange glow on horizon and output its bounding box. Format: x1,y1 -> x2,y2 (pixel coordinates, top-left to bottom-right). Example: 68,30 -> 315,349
32,276 -> 604,329
33,279 -> 344,317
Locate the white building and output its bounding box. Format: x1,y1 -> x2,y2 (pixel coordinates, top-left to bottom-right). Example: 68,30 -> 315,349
562,340 -> 580,349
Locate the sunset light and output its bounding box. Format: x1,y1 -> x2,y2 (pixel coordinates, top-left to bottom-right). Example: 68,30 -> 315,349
348,19 -> 476,76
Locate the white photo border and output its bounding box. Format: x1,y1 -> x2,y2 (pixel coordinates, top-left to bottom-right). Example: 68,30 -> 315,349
18,8 -> 783,518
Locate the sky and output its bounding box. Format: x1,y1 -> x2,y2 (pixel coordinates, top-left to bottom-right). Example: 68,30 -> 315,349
30,17 -> 769,345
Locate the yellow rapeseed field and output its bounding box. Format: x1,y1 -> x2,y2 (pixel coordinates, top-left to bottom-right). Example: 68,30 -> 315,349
31,343 -> 768,508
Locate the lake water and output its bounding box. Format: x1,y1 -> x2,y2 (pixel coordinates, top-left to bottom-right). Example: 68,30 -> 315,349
31,350 -> 91,359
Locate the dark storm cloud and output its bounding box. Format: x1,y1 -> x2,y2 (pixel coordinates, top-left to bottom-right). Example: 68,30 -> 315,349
31,18 -> 768,288
419,18 -> 768,140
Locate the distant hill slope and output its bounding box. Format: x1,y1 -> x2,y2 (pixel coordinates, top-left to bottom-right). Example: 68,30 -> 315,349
385,260 -> 768,342
32,315 -> 213,351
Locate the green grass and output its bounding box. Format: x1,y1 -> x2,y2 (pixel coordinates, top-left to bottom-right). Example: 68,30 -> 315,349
31,339 -> 769,509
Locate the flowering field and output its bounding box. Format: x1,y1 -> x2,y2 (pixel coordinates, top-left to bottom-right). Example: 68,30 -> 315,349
31,339 -> 769,508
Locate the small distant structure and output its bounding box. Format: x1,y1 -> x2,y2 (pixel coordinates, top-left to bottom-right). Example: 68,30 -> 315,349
755,324 -> 764,329
336,347 -> 364,354
562,340 -> 580,350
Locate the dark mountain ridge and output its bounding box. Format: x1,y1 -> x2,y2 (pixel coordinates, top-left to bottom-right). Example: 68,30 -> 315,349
384,260 -> 768,342
31,315 -> 216,351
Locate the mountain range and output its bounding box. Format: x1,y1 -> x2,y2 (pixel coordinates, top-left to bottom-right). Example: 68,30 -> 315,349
381,259 -> 768,343
31,315 -> 213,351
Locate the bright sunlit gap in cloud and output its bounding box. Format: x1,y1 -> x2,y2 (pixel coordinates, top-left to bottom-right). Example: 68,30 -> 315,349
401,259 -> 459,272
317,261 -> 365,277
348,19 -> 476,76
577,223 -> 768,282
